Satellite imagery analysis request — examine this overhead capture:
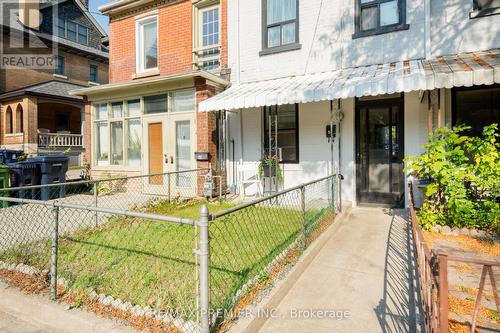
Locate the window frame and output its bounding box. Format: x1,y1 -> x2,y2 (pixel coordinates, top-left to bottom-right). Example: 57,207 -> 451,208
89,64 -> 98,83
470,0 -> 500,18
196,3 -> 222,71
353,0 -> 409,39
136,15 -> 159,74
260,0 -> 301,56
263,104 -> 300,164
55,56 -> 65,76
57,18 -> 89,45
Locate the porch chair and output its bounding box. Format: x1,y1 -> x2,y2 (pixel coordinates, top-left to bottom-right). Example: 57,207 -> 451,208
237,163 -> 263,199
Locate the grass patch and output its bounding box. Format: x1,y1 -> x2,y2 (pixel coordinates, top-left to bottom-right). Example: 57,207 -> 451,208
0,198 -> 334,323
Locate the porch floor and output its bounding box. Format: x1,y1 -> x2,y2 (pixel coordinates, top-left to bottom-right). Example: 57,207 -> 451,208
258,207 -> 425,333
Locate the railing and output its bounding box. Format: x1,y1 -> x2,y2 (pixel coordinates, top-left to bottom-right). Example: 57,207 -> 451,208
408,183 -> 500,333
38,133 -> 83,148
193,44 -> 221,71
0,173 -> 340,333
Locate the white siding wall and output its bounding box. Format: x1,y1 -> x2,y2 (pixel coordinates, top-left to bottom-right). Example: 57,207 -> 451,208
228,0 -> 426,84
430,0 -> 500,56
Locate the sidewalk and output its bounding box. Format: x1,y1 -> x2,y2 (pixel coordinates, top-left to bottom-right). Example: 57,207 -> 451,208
257,207 -> 424,333
0,280 -> 134,333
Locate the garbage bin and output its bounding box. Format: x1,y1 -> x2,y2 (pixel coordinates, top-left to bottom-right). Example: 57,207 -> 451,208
30,155 -> 69,200
0,165 -> 10,208
0,149 -> 23,164
8,160 -> 39,200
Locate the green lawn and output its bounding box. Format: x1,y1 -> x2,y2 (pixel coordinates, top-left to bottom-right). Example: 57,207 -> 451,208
1,198 -> 334,322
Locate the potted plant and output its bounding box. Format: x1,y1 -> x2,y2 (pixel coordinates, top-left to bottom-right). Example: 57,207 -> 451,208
258,155 -> 284,184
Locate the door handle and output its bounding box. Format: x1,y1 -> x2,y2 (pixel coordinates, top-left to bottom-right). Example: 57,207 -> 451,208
170,156 -> 174,164
164,154 -> 168,164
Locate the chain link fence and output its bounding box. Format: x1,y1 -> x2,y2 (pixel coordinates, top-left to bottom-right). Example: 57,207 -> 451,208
0,173 -> 340,333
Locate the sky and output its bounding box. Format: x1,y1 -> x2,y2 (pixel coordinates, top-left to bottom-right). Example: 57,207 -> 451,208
89,0 -> 110,33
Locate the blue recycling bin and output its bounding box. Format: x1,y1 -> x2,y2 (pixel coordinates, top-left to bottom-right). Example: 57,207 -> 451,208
8,160 -> 39,200
30,155 -> 69,200
0,149 -> 23,164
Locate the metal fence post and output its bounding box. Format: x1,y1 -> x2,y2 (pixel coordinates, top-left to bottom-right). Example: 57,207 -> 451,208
50,206 -> 60,301
93,182 -> 98,227
300,186 -> 306,249
167,173 -> 171,202
199,205 -> 210,333
437,252 -> 449,333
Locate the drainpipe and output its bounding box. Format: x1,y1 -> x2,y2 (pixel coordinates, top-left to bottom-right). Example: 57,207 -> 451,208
424,0 -> 431,59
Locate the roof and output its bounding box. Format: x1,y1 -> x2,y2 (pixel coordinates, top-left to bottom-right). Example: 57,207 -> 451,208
200,49 -> 500,112
99,0 -> 158,15
0,81 -> 86,102
41,0 -> 108,37
70,70 -> 230,97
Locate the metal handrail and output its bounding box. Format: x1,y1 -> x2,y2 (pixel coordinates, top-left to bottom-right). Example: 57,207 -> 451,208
3,168 -> 209,192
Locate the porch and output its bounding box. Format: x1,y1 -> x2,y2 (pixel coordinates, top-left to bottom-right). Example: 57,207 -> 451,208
0,81 -> 86,166
201,49 -> 500,208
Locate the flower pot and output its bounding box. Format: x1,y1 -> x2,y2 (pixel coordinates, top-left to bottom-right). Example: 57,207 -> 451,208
263,165 -> 277,178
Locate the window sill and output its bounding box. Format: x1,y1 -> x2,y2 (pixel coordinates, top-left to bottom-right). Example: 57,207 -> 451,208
259,43 -> 302,57
53,74 -> 68,80
5,133 -> 24,137
88,81 -> 100,86
469,8 -> 500,18
352,24 -> 410,39
132,69 -> 160,80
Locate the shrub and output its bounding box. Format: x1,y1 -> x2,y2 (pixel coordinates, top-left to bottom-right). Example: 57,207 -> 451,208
405,124 -> 499,232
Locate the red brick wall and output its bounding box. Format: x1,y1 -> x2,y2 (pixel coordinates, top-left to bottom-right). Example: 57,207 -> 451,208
108,1 -> 194,84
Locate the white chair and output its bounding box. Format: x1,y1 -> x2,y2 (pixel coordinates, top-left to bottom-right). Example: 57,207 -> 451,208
238,163 -> 262,198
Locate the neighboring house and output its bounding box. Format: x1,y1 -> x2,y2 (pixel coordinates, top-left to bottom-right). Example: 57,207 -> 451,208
71,0 -> 229,193
200,0 -> 500,207
0,0 -> 109,165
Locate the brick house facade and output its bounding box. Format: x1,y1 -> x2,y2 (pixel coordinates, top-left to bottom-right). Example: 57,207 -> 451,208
0,0 -> 109,165
72,0 -> 229,196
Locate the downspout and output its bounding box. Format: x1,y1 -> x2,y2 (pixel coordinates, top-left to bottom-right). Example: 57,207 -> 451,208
424,0 -> 431,59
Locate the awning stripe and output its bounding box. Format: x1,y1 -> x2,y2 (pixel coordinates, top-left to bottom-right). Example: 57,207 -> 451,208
200,49 -> 500,112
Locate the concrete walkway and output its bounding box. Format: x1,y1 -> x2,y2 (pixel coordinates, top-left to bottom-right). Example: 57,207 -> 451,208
258,207 -> 424,333
0,280 -> 134,333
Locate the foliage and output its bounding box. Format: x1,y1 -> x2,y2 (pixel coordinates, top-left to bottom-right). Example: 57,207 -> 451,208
257,156 -> 284,184
405,124 -> 500,232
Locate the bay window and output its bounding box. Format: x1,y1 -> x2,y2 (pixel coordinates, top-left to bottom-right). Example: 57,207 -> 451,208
137,16 -> 158,73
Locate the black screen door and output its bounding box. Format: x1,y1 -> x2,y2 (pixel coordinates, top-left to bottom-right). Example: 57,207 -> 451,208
356,97 -> 404,207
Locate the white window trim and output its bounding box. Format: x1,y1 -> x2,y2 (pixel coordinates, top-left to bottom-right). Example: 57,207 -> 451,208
198,4 -> 221,49
135,15 -> 159,75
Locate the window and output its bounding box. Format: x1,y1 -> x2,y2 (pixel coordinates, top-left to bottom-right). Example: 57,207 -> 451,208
57,18 -> 88,45
263,104 -> 299,163
198,6 -> 221,70
78,25 -> 88,45
137,16 -> 158,73
262,0 -> 299,53
354,0 -> 408,38
474,0 -> 500,10
15,104 -> 23,133
55,56 -> 65,75
172,90 -> 195,113
89,64 -> 98,83
93,100 -> 143,168
453,86 -> 500,136
471,0 -> 500,17
144,94 -> 167,114
5,106 -> 12,134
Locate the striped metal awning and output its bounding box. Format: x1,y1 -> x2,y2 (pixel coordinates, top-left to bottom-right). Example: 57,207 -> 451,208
200,49 -> 500,112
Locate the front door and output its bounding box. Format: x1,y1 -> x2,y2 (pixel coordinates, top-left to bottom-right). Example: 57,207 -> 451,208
356,97 -> 404,207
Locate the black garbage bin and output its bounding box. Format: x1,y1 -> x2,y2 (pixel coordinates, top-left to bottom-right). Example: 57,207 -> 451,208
8,160 -> 39,200
0,149 -> 23,164
30,155 -> 69,200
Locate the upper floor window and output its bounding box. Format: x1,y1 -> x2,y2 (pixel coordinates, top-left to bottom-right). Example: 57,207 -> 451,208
89,64 -> 98,83
261,0 -> 300,55
196,5 -> 221,71
471,0 -> 500,17
354,0 -> 408,38
55,56 -> 65,76
57,17 -> 89,45
136,16 -> 158,73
